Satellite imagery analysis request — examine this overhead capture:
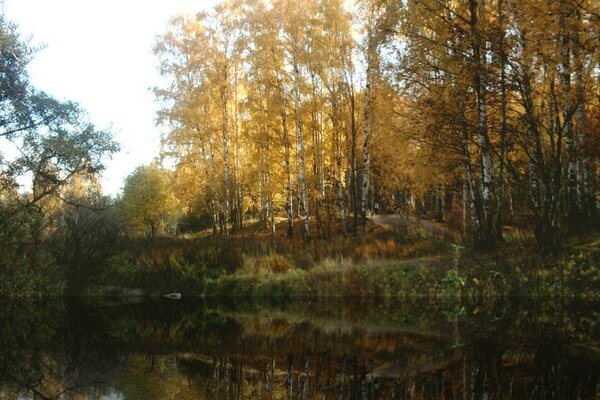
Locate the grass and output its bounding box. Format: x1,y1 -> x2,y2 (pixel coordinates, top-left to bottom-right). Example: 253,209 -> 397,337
203,256 -> 447,299
85,217 -> 600,300
89,217 -> 452,295
203,240 -> 600,300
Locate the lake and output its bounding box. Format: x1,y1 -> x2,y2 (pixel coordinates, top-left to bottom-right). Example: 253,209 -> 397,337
0,298 -> 598,399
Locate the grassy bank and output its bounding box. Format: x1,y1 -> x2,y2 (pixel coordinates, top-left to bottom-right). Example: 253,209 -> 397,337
85,220 -> 600,300
87,219 -> 450,295
203,241 -> 600,299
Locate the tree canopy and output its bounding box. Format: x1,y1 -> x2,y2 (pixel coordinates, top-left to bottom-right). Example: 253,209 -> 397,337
0,11 -> 119,295
154,0 -> 600,250
120,164 -> 179,237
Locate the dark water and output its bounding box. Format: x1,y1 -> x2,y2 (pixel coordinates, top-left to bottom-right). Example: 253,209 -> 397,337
0,298 -> 598,399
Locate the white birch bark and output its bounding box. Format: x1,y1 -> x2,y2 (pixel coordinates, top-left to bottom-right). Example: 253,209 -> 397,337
208,133 -> 222,234
198,125 -> 218,236
281,88 -> 294,237
360,46 -> 372,233
221,78 -> 231,234
463,128 -> 480,236
293,61 -> 311,238
470,0 -> 494,245
332,88 -> 348,236
560,1 -> 579,221
572,21 -> 595,221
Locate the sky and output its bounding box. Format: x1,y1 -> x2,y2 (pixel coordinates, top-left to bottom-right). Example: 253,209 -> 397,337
3,0 -> 217,195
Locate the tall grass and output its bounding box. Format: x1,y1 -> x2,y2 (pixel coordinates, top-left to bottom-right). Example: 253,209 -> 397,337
89,221 -> 600,300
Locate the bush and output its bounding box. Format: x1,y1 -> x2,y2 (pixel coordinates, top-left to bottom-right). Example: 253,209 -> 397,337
51,198 -> 125,295
241,254 -> 293,274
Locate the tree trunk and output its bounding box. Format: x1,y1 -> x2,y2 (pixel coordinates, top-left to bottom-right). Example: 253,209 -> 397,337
462,174 -> 468,237
350,88 -> 358,235
221,79 -> 231,235
208,134 -> 221,236
282,107 -> 294,238
198,126 -> 218,236
436,183 -> 445,222
572,18 -> 597,225
519,56 -> 562,251
332,89 -> 348,236
342,61 -> 359,235
496,0 -> 507,241
311,72 -> 324,237
463,125 -> 480,239
293,62 -> 311,238
560,0 -> 580,230
233,62 -> 243,231
266,123 -> 275,234
260,91 -> 275,234
470,0 -> 495,248
360,48 -> 372,234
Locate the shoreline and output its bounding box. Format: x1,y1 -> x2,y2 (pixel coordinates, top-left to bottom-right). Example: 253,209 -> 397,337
79,239 -> 600,301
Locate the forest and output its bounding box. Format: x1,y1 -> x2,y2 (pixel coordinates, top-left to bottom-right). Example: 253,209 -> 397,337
1,0 -> 599,297
152,0 -> 600,249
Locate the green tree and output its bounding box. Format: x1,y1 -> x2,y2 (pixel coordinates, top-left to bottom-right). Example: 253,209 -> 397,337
0,11 -> 118,295
121,164 -> 179,237
0,14 -> 118,220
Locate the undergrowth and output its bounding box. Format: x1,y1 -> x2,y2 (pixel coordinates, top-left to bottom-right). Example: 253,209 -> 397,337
85,222 -> 600,300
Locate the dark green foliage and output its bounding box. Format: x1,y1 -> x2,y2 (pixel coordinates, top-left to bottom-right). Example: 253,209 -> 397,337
0,11 -> 118,297
51,197 -> 125,295
178,212 -> 214,233
97,237 -> 245,295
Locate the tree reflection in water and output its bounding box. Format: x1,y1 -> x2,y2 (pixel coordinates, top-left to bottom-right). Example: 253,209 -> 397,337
0,298 -> 597,399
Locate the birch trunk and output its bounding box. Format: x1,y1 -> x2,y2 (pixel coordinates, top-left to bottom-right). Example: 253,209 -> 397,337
265,114 -> 275,234
311,73 -> 323,237
198,125 -> 218,236
259,99 -> 265,222
463,125 -> 480,237
470,0 -> 494,247
560,1 -> 580,227
332,89 -> 348,236
208,134 -> 221,235
496,0 -> 507,241
360,48 -> 372,233
436,183 -> 445,222
259,91 -> 275,233
282,106 -> 294,238
221,80 -> 230,234
350,82 -> 358,235
528,125 -> 542,216
520,54 -> 562,249
293,62 -> 311,238
572,21 -> 596,223
233,62 -> 242,231
341,54 -> 359,235
462,174 -> 468,237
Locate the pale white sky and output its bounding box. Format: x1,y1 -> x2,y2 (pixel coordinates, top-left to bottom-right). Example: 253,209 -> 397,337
3,0 -> 217,195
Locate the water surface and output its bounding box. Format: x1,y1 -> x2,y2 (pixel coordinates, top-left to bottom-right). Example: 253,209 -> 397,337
0,298 -> 598,399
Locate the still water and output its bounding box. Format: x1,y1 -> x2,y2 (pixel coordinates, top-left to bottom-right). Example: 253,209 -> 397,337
0,298 -> 598,399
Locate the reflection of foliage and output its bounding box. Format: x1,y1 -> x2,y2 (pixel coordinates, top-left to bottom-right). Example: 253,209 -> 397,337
0,298 -> 598,399
0,300 -> 128,398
